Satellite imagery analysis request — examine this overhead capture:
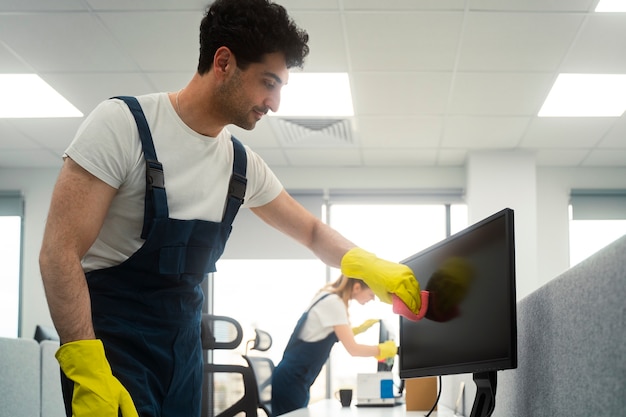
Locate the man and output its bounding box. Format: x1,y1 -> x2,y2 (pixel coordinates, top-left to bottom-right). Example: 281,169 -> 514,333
39,1 -> 421,416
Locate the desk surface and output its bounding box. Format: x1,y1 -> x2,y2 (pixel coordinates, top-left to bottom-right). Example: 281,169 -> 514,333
281,399 -> 457,417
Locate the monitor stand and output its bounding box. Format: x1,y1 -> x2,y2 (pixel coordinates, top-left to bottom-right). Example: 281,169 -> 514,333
469,371 -> 497,417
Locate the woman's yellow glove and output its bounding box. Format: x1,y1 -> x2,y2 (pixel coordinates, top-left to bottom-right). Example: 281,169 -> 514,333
341,247 -> 421,314
56,339 -> 139,417
352,319 -> 380,336
376,340 -> 398,361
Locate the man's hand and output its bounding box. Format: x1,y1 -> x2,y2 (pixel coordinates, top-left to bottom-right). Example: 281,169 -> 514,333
56,339 -> 139,417
341,247 -> 421,314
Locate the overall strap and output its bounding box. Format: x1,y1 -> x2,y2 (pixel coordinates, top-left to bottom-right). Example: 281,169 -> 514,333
307,293 -> 332,313
112,96 -> 169,238
223,135 -> 247,225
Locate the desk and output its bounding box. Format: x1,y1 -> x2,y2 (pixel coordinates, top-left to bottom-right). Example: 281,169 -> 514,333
281,399 -> 457,417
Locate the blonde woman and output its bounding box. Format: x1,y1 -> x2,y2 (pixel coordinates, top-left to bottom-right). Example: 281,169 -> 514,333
271,275 -> 397,416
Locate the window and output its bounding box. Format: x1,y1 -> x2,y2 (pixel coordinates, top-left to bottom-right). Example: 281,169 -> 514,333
0,192 -> 23,338
326,203 -> 467,393
210,191 -> 467,404
569,190 -> 626,267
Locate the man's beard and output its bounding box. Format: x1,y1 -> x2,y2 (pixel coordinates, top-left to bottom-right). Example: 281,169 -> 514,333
215,69 -> 258,130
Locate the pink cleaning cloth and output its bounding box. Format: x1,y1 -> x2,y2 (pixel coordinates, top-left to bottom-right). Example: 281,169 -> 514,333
392,291 -> 429,321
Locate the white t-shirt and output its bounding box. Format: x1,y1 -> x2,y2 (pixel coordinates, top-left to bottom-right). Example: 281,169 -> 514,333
298,292 -> 349,342
65,93 -> 283,272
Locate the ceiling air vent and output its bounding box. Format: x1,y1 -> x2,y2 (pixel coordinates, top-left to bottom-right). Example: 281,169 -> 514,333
269,117 -> 356,147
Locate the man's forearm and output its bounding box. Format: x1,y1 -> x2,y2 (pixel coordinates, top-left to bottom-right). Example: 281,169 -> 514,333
308,221 -> 356,268
40,255 -> 95,343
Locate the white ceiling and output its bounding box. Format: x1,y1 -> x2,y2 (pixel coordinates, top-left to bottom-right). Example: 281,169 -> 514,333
1,0 -> 625,169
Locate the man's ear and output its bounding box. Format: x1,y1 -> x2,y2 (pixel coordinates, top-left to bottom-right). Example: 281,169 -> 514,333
214,46 -> 235,76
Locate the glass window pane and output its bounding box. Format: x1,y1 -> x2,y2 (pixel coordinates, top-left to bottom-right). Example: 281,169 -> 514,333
0,216 -> 21,337
569,205 -> 626,267
327,204 -> 461,394
451,204 -> 469,235
212,259 -> 327,403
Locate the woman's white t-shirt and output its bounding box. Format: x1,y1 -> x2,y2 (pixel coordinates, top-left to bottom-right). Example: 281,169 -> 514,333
298,292 -> 349,342
65,93 -> 283,272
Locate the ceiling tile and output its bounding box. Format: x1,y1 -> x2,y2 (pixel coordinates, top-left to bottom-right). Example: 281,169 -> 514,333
352,72 -> 452,115
145,72 -> 193,93
535,149 -> 588,166
8,118 -> 83,150
582,149 -> 626,166
289,12 -> 349,72
561,14 -> 626,73
0,120 -> 40,149
343,0 -> 465,11
437,149 -> 467,165
0,13 -> 138,72
0,149 -> 61,168
0,42 -> 32,72
274,0 -> 340,11
362,149 -> 438,166
520,117 -> 615,148
356,116 -> 443,148
253,149 -> 289,167
458,12 -> 583,71
228,119 -> 281,148
443,116 -> 530,148
0,0 -> 625,169
449,72 -> 554,115
40,73 -> 155,116
86,0 -> 207,11
598,117 -> 626,148
0,0 -> 87,12
98,11 -> 200,72
345,12 -> 464,71
469,0 -> 595,12
285,149 -> 361,166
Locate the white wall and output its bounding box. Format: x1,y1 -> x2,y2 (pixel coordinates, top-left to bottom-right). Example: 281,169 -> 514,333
2,161 -> 626,339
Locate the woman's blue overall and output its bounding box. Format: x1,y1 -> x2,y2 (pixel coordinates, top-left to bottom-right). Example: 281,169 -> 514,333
271,294 -> 339,416
60,96 -> 247,417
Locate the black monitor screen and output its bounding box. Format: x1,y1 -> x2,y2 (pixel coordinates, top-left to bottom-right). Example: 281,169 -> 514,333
399,208 -> 517,379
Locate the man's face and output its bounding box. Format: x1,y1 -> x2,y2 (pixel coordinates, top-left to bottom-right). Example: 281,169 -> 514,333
216,52 -> 289,130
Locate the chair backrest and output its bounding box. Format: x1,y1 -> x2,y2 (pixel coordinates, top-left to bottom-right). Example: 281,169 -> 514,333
242,356 -> 275,417
242,328 -> 275,417
201,314 -> 243,350
201,314 -> 258,417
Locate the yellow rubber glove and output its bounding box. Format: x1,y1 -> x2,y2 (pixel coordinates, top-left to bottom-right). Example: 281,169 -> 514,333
341,247 -> 421,313
352,319 -> 380,336
375,340 -> 397,361
56,339 -> 139,417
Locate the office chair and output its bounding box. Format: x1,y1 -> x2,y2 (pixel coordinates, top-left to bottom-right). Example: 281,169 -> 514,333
201,314 -> 260,417
242,328 -> 275,417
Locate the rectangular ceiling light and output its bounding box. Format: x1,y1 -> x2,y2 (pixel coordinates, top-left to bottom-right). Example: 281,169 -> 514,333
595,0 -> 626,12
270,72 -> 354,117
538,73 -> 626,117
0,74 -> 83,118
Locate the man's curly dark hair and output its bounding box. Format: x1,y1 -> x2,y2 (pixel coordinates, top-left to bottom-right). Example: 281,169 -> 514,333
198,0 -> 310,74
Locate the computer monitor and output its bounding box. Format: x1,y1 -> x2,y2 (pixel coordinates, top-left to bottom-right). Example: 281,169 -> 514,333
399,208 -> 517,417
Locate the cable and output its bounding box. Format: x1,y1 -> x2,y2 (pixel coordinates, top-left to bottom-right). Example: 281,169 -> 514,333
424,376 -> 442,417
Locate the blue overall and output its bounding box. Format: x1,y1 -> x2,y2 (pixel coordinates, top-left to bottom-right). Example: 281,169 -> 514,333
61,96 -> 247,417
271,293 -> 338,416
